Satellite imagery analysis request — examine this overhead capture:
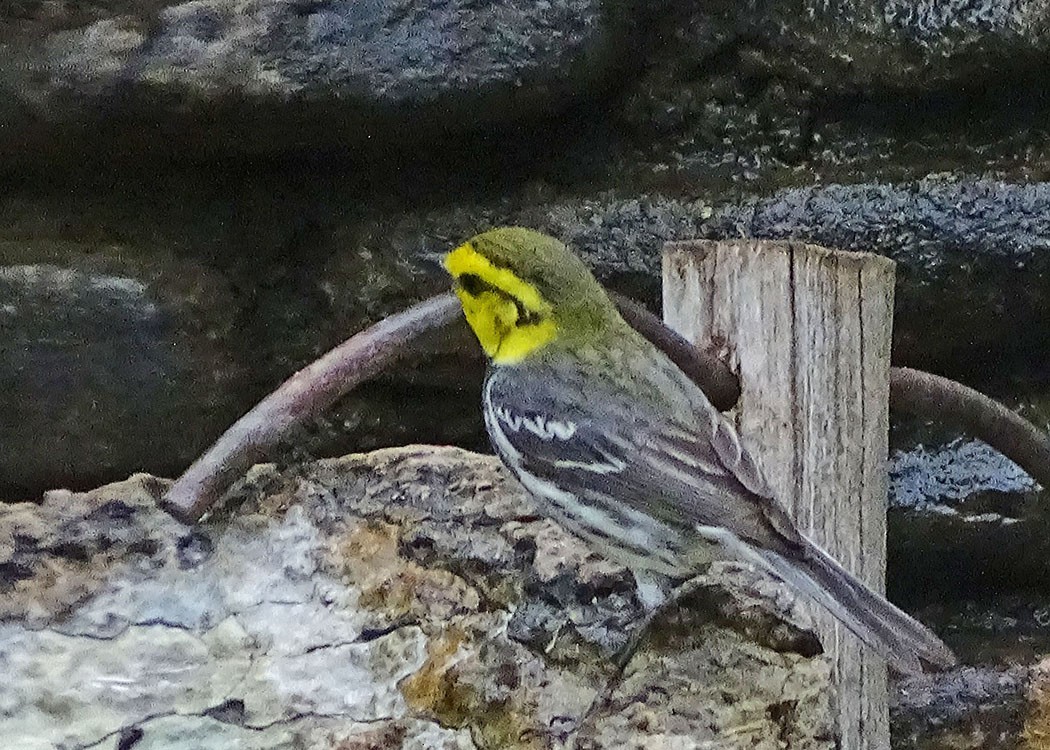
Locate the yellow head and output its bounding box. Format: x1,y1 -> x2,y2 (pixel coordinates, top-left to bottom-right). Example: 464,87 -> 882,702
443,227 -> 623,365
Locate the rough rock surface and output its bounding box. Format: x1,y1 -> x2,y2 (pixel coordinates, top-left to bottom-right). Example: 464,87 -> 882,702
0,446 -> 836,749
893,666 -> 1031,750
633,0 -> 1050,100
742,0 -> 1050,92
616,0 -> 1050,175
5,0 -> 1050,166
890,439 -> 1036,511
0,0 -> 624,163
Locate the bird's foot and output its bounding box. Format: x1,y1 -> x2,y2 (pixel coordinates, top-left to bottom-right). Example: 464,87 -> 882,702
569,574 -> 710,746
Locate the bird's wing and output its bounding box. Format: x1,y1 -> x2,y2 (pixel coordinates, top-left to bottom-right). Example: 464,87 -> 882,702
484,367 -> 803,554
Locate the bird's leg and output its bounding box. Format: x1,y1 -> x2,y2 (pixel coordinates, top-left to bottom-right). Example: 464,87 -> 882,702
570,572 -> 709,744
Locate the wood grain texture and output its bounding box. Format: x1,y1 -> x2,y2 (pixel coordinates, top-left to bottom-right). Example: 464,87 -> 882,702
663,239 -> 895,750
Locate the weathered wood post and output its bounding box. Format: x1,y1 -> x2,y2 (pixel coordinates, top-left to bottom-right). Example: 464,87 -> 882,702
663,240 -> 895,750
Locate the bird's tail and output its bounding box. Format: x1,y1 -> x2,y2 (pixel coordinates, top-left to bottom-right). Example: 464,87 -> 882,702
758,538 -> 957,675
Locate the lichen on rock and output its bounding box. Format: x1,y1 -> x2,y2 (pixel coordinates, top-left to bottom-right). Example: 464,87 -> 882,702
1,445 -> 836,749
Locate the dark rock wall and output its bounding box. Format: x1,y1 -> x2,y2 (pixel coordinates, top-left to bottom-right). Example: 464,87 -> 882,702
5,0 -> 1050,502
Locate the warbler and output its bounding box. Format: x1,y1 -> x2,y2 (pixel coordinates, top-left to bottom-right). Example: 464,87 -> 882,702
444,226 -> 955,674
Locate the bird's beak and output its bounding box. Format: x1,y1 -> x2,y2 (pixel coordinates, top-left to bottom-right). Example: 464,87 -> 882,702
419,251 -> 448,275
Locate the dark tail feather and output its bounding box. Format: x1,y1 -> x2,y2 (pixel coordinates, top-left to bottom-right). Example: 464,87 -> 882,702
759,539 -> 957,675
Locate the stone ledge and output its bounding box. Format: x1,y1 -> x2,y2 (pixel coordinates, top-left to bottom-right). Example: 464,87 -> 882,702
1,445 -> 834,749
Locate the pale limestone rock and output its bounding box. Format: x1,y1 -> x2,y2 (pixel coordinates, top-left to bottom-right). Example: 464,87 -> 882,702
0,446 -> 835,749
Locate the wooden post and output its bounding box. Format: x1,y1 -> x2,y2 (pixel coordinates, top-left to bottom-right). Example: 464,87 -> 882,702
662,240 -> 895,750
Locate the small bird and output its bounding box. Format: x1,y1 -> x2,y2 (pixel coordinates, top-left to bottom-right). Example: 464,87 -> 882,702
443,226 -> 956,674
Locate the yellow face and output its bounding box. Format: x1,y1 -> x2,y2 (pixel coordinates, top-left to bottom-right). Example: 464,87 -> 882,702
444,241 -> 557,364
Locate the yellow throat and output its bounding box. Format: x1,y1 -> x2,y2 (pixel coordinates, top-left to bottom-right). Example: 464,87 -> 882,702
444,241 -> 557,364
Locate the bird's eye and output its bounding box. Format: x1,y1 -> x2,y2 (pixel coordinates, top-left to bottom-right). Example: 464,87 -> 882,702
513,298 -> 541,325
458,273 -> 487,296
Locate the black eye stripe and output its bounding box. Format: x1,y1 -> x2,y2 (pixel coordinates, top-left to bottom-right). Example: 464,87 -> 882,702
457,273 -> 544,325
458,273 -> 490,296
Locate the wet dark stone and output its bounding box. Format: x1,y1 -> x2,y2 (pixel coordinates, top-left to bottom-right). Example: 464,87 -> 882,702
0,242 -> 245,501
